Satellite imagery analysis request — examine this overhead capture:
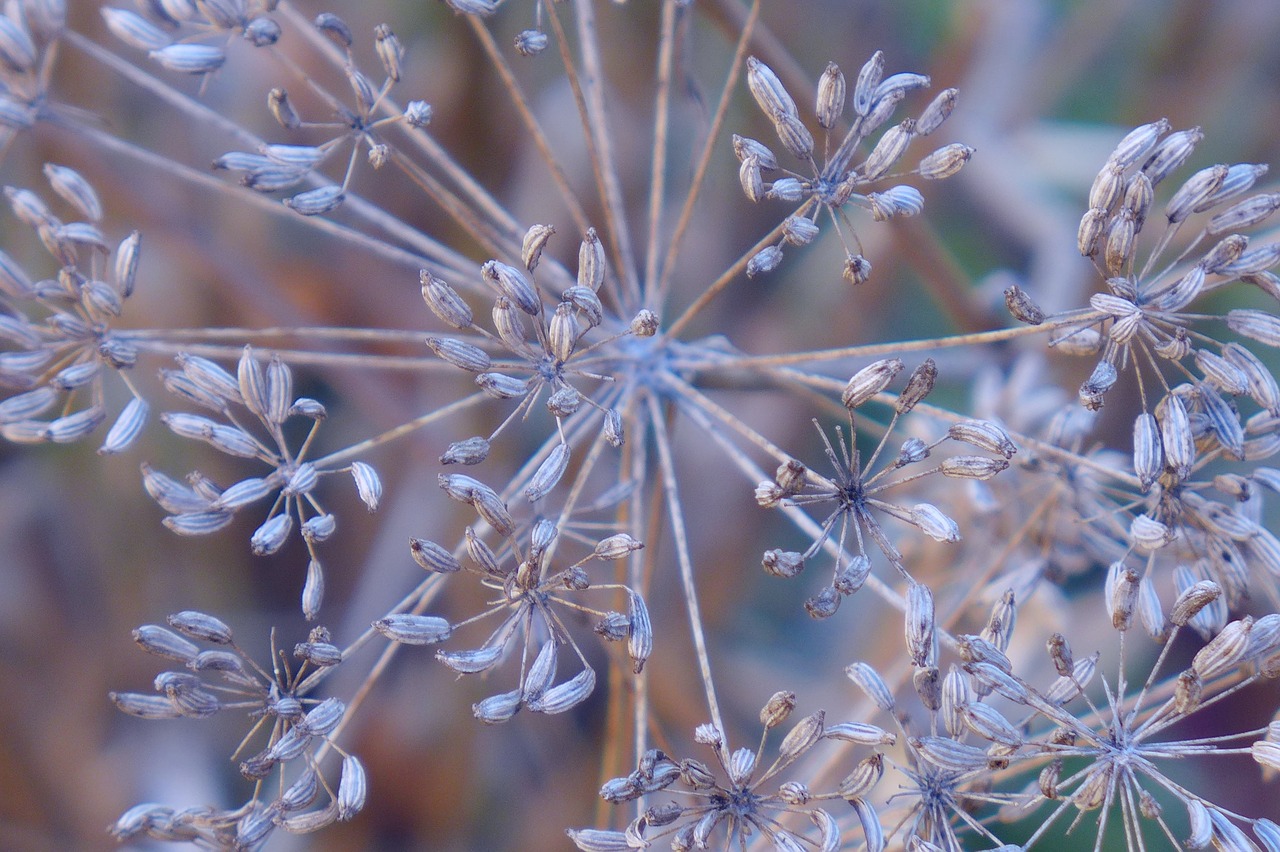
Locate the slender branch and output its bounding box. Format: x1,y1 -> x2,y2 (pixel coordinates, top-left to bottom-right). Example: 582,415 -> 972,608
655,0 -> 761,306
465,15 -> 592,239
646,393 -> 724,733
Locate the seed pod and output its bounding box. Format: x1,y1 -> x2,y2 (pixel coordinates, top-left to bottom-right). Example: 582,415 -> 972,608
547,302 -> 580,363
730,137 -> 775,175
843,253 -> 873,285
350,461 -> 381,511
1159,393 -> 1195,480
805,585 -> 841,619
374,614 -> 452,645
861,120 -> 916,181
947,419 -> 1016,459
284,185 -> 344,216
439,436 -> 488,466
251,513 -> 293,556
554,289 -> 601,332
1089,163 -> 1125,213
528,666 -> 596,714
815,62 -> 845,129
940,455 -> 1008,480
1199,384 -> 1244,460
916,87 -> 958,135
411,538 -> 461,573
1131,513 -> 1174,553
1123,172 -> 1154,231
1191,617 -> 1253,678
1141,126 -> 1202,184
781,215 -> 820,246
845,662 -> 895,711
911,735 -> 990,773
1079,360 -> 1118,410
909,503 -> 960,543
772,112 -> 814,161
630,309 -> 659,337
167,606 -> 232,639
1208,192 -> 1280,234
958,634 -> 1011,672
1107,118 -> 1170,169
1078,207 -> 1107,257
1166,164 -> 1228,223
373,23 -> 403,81
852,50 -> 884,116
404,100 -> 433,128
1110,566 -> 1140,631
438,640 -> 505,675
594,533 -> 643,560
843,358 -> 904,409
577,227 -> 605,292
603,408 -> 624,447
896,358 -> 936,411
482,260 -> 540,315
1204,163 -> 1269,209
334,755 -> 366,821
778,710 -> 824,765
905,582 -> 935,666
918,143 -> 973,180
746,56 -> 797,120
426,336 -> 491,372
746,245 -> 783,278
1227,309 -> 1280,348
1196,348 -> 1248,395
133,624 -> 200,663
1104,210 -> 1136,275
149,43 -> 226,74
1132,412 -> 1163,492
102,7 -> 171,51
546,386 -> 581,417
475,372 -> 529,399
762,548 -> 804,578
99,397 -> 148,455
266,87 -> 301,129
766,177 -> 804,202
627,590 -> 651,674
421,271 -> 473,329
960,701 -> 1022,747
760,690 -> 797,729
525,443 -> 570,502
301,558 -> 324,621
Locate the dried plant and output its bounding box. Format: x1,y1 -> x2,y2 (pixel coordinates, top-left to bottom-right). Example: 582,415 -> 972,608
2,1 -> 1279,850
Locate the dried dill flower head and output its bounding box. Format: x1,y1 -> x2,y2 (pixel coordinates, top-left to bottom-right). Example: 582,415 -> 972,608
380,473 -> 649,723
110,614 -> 363,847
735,52 -> 970,283
0,165 -> 145,451
570,693 -> 896,851
756,358 -> 1012,617
1049,120 -> 1280,427
145,346 -> 382,618
425,224 -> 656,464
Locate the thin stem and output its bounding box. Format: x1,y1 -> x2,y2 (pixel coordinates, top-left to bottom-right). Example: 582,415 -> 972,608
655,0 -> 762,307
662,217 -> 788,340
310,391 -> 488,468
559,0 -> 640,305
644,0 -> 679,296
646,393 -> 724,732
713,316 -> 1086,369
466,16 -> 592,239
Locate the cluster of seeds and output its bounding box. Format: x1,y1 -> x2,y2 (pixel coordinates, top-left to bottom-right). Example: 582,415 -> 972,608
734,51 -> 971,283
109,612 -> 365,846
